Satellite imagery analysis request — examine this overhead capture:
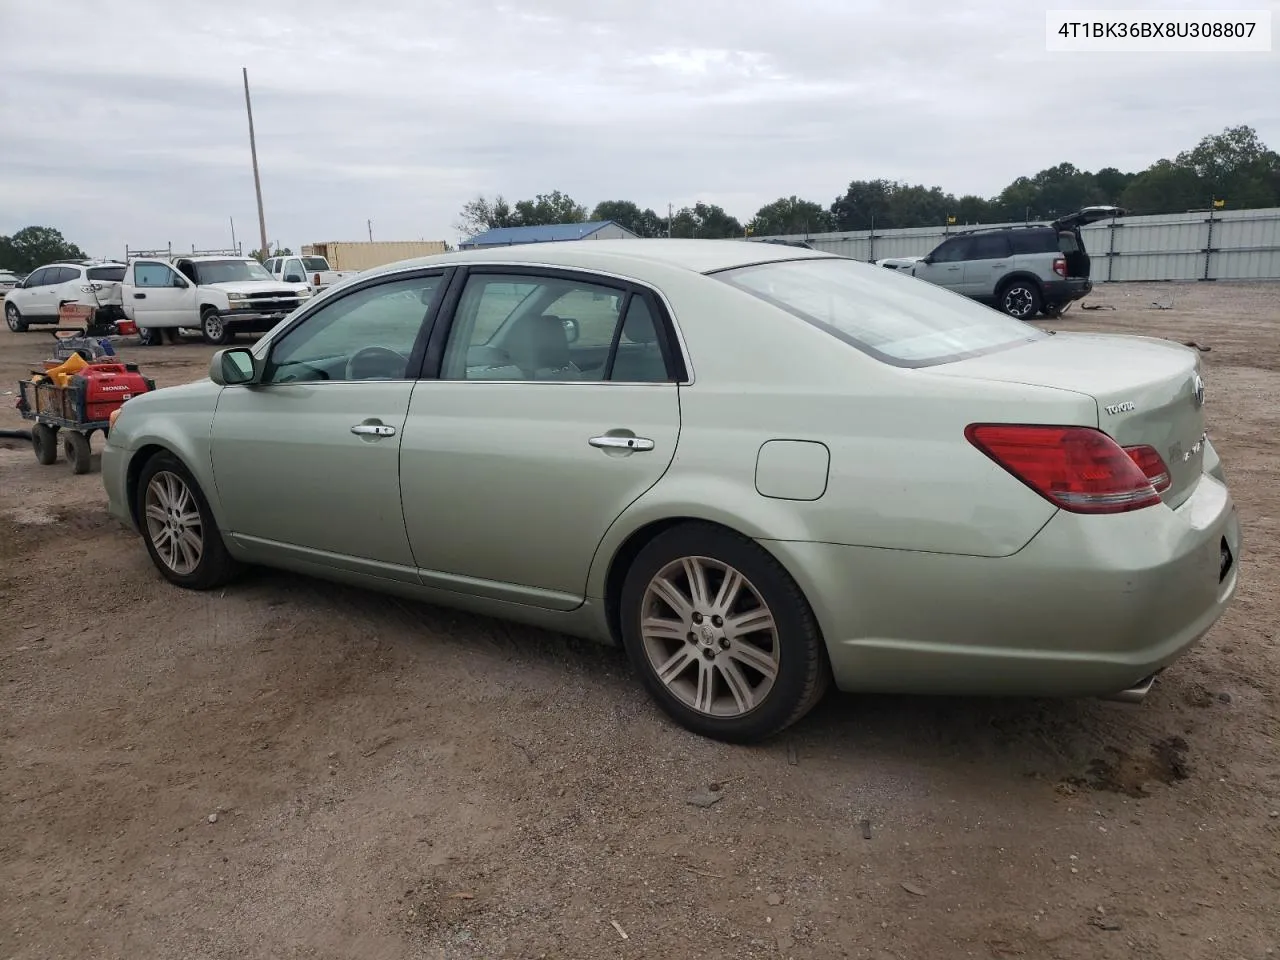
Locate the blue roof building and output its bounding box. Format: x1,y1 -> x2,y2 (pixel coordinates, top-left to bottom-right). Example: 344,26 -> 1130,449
459,220 -> 639,249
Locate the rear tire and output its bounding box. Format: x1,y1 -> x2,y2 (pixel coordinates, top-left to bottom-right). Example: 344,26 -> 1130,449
999,279 -> 1041,320
618,522 -> 831,743
32,424 -> 58,464
135,451 -> 239,589
63,431 -> 92,474
5,302 -> 27,333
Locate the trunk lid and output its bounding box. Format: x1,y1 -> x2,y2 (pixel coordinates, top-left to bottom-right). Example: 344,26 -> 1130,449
1051,205 -> 1125,230
930,332 -> 1207,508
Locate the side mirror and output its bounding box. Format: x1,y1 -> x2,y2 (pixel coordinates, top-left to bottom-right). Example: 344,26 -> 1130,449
209,347 -> 257,386
284,273 -> 304,284
562,317 -> 580,344
920,256 -> 934,265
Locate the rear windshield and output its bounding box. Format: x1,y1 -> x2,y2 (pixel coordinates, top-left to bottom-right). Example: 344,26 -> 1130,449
1057,231 -> 1081,253
715,257 -> 1046,367
301,257 -> 329,271
87,265 -> 126,282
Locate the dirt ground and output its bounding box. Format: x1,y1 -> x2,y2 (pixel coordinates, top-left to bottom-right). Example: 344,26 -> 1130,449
2,281 -> 1278,960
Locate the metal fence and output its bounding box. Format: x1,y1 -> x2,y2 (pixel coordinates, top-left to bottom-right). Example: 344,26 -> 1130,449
757,207 -> 1280,281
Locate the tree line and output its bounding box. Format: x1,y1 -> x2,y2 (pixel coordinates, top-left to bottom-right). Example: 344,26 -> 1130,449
456,125 -> 1280,239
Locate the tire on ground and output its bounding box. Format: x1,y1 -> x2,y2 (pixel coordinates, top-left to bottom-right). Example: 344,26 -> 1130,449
618,521 -> 831,743
135,450 -> 240,590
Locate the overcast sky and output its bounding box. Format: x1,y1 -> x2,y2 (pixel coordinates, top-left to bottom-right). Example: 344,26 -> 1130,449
1,0 -> 1276,258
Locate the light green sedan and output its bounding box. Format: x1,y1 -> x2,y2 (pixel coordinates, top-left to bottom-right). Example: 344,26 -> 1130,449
102,239 -> 1241,742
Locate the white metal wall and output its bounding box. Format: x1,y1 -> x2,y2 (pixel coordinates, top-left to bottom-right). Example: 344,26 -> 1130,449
758,207 -> 1280,281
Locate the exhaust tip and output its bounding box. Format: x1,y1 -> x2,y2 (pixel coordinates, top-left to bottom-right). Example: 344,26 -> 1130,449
1101,672 -> 1158,704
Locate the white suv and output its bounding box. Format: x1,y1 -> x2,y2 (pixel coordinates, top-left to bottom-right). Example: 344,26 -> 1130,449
4,260 -> 127,332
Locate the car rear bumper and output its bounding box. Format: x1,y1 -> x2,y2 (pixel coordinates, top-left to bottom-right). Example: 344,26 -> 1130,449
763,467 -> 1240,699
1042,278 -> 1092,303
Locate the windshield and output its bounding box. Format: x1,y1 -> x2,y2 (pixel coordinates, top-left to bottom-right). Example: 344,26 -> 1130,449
301,257 -> 330,272
87,265 -> 126,282
193,259 -> 274,284
0,272 -> 18,283
716,257 -> 1045,367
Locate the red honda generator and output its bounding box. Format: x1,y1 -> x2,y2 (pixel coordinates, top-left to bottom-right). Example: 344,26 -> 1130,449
16,361 -> 156,474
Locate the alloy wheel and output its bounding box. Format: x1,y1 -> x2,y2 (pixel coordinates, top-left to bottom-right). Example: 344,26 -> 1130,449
639,556 -> 780,717
144,470 -> 204,575
1003,286 -> 1034,317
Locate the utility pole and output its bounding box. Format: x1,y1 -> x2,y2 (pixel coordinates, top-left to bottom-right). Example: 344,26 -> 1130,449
667,203 -> 673,238
229,216 -> 238,255
242,67 -> 268,260
367,219 -> 373,242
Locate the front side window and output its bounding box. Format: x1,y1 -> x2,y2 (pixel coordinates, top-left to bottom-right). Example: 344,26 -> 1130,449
716,257 -> 1044,367
440,272 -> 673,382
264,273 -> 444,384
25,268 -> 51,287
134,262 -> 182,288
929,237 -> 972,263
192,259 -> 273,284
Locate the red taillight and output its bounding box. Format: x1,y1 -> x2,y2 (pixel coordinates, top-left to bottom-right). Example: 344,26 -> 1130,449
1053,257 -> 1067,277
965,424 -> 1163,513
313,273 -> 322,286
1123,444 -> 1172,493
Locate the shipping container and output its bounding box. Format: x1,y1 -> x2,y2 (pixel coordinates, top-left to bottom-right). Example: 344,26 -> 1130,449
300,240 -> 449,272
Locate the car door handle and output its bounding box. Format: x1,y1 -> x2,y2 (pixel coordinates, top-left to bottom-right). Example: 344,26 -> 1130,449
991,263 -> 1008,268
351,423 -> 396,438
946,266 -> 960,271
133,293 -> 146,299
589,435 -> 654,451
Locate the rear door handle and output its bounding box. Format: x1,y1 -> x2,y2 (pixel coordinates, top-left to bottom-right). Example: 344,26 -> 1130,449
589,435 -> 654,451
351,423 -> 396,438
133,293 -> 146,299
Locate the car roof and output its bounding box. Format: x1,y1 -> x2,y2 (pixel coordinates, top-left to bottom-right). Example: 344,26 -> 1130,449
362,238 -> 834,281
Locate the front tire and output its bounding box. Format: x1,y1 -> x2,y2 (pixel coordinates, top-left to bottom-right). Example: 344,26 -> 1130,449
5,302 -> 27,333
200,307 -> 231,346
619,522 -> 831,743
999,279 -> 1042,320
136,452 -> 238,589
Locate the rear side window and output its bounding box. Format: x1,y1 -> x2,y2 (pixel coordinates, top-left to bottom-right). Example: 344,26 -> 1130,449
715,257 -> 1045,368
53,266 -> 81,283
1008,230 -> 1059,255
968,234 -> 1011,259
87,266 -> 126,282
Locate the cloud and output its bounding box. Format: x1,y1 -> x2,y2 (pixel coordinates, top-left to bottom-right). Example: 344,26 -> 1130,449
0,0 -> 1275,257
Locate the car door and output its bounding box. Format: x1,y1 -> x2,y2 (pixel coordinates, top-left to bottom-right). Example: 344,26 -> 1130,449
399,267 -> 683,610
208,268 -> 451,581
125,260 -> 196,326
14,267 -> 55,317
911,236 -> 971,291
961,232 -> 1013,297
280,257 -> 309,284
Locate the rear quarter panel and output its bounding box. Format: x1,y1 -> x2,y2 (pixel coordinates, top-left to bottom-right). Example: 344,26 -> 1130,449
586,271 -> 1097,598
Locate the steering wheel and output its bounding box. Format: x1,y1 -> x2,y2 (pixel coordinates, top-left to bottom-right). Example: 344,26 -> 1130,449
345,345 -> 409,380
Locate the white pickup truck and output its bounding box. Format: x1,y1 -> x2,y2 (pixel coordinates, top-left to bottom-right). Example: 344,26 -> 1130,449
264,254 -> 359,293
120,255 -> 312,345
